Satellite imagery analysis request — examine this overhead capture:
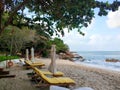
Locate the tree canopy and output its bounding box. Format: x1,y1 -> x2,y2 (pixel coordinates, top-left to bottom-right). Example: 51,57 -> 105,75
0,0 -> 120,36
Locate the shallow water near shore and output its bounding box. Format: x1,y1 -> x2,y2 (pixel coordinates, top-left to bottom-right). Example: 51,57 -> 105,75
76,51 -> 120,71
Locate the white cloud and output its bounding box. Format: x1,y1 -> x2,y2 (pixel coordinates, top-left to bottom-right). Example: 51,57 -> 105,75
88,34 -> 111,45
106,7 -> 120,28
61,33 -> 120,51
53,15 -> 120,51
59,19 -> 95,51
87,34 -> 120,51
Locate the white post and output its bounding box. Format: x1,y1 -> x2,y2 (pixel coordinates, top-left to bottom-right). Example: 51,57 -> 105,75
31,47 -> 34,62
26,49 -> 29,60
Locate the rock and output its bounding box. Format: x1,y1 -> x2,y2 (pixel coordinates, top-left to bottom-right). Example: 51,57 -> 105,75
105,58 -> 120,62
59,51 -> 84,61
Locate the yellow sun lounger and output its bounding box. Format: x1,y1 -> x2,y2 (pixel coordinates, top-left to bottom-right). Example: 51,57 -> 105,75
40,70 -> 64,77
24,60 -> 45,68
32,67 -> 75,87
30,65 -> 64,77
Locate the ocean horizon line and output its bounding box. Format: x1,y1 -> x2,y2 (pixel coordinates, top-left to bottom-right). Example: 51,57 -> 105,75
71,50 -> 120,52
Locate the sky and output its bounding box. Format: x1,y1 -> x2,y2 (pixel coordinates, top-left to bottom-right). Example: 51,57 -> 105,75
25,0 -> 120,51
60,6 -> 120,51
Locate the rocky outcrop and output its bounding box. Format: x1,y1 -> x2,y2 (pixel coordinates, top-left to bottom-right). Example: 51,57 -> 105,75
59,51 -> 84,61
105,58 -> 120,62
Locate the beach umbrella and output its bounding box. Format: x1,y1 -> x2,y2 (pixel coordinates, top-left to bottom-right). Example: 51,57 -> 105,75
26,49 -> 29,60
48,45 -> 57,74
31,47 -> 35,62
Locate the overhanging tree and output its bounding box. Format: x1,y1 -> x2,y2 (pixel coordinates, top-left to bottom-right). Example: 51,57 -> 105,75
0,26 -> 36,55
0,0 -> 120,36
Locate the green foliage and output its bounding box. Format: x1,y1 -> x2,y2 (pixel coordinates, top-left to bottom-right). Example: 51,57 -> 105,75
0,26 -> 36,55
0,56 -> 19,62
24,0 -> 120,36
48,38 -> 69,53
0,0 -> 120,36
0,0 -> 120,57
34,37 -> 69,57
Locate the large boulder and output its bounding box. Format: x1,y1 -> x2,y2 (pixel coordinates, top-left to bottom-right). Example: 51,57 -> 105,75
59,51 -> 84,61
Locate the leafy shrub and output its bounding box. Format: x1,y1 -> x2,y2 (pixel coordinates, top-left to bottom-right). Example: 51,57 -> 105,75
0,56 -> 19,62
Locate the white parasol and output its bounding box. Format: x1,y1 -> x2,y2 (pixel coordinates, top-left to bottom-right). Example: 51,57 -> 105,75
26,49 -> 29,60
31,47 -> 35,62
48,45 -> 57,74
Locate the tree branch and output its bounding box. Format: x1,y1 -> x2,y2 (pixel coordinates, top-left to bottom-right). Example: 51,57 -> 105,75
0,0 -> 29,35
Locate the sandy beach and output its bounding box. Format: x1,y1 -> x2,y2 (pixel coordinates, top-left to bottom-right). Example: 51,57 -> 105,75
0,58 -> 120,90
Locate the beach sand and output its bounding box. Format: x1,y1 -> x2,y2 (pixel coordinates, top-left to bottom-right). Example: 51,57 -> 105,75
0,58 -> 120,90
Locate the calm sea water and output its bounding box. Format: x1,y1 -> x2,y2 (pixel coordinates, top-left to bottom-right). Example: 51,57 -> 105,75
75,51 -> 120,71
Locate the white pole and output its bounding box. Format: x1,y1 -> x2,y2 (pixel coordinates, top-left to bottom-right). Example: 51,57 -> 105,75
26,49 -> 29,60
31,47 -> 34,62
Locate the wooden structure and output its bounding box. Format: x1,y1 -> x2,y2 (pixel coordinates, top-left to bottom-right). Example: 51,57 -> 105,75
24,60 -> 45,69
31,67 -> 75,87
0,68 -> 15,78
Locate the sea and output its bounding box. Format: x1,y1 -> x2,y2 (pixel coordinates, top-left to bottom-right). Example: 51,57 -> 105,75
75,51 -> 120,71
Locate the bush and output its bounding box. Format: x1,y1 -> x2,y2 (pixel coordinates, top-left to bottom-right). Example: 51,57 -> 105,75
0,56 -> 19,62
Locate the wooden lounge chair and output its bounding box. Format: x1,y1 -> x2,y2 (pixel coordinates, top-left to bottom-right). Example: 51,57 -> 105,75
0,68 -> 3,71
0,70 -> 9,75
27,67 -> 64,78
40,70 -> 64,77
0,68 -> 16,79
0,75 -> 16,78
24,60 -> 45,68
32,67 -> 75,87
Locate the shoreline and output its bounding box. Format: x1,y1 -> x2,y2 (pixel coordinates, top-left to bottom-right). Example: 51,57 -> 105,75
75,61 -> 120,72
39,58 -> 120,73
38,58 -> 120,90
0,58 -> 120,90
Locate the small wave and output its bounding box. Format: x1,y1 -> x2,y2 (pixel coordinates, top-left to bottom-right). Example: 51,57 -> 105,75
75,61 -> 120,72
